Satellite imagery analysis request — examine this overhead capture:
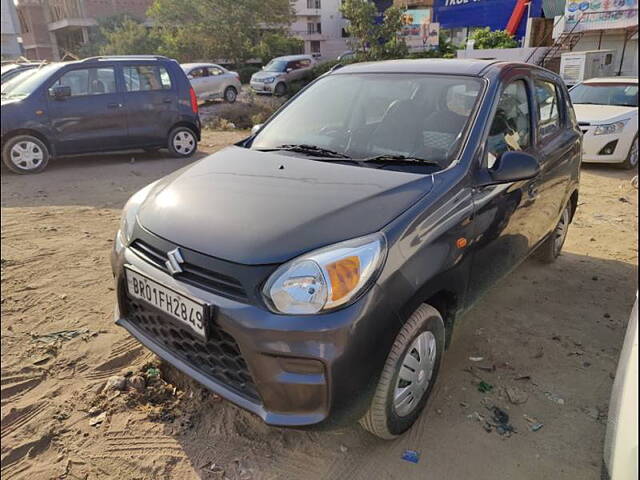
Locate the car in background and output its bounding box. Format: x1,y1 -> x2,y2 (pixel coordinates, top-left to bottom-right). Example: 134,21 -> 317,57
1,55 -> 201,174
250,54 -> 315,96
182,63 -> 241,103
1,62 -> 44,84
603,294 -> 638,480
570,77 -> 638,169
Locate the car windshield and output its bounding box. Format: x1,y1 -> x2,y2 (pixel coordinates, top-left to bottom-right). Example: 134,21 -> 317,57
1,69 -> 38,94
2,64 -> 60,99
570,83 -> 638,107
251,73 -> 483,168
263,60 -> 288,72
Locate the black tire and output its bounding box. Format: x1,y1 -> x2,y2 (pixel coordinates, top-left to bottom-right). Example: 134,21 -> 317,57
360,304 -> 445,439
224,86 -> 238,103
534,202 -> 572,263
2,135 -> 50,174
167,127 -> 197,158
274,82 -> 287,97
620,134 -> 638,170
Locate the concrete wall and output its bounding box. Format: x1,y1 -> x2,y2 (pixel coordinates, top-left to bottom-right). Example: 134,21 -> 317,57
571,31 -> 638,77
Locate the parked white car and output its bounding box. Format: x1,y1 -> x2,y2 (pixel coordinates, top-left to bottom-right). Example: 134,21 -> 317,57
603,294 -> 638,480
570,77 -> 638,169
181,63 -> 241,103
250,54 -> 316,96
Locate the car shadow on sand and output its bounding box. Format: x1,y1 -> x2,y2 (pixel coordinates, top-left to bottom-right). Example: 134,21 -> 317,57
157,251 -> 636,480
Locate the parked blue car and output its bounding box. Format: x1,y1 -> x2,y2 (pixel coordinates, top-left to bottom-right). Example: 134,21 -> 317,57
1,55 -> 201,174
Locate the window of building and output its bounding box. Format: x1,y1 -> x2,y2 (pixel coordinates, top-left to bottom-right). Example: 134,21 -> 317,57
52,67 -> 116,96
487,80 -> 532,166
310,41 -> 321,54
535,80 -> 561,139
124,65 -> 172,92
307,0 -> 321,8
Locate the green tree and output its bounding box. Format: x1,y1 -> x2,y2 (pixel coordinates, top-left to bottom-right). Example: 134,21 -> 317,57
148,0 -> 293,64
340,0 -> 407,61
469,27 -> 518,49
254,33 -> 304,64
99,18 -> 161,55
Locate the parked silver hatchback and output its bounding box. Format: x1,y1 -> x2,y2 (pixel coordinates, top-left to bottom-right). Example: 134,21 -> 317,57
182,63 -> 241,103
250,54 -> 315,96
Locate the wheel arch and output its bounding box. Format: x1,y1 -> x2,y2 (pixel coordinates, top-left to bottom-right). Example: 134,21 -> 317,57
2,129 -> 55,157
168,121 -> 201,141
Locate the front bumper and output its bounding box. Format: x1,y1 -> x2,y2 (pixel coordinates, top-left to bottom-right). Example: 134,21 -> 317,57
580,126 -> 634,164
111,230 -> 398,427
250,81 -> 275,94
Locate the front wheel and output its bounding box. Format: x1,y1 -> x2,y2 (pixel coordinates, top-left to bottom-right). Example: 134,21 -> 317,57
167,127 -> 197,158
2,135 -> 50,174
359,304 -> 445,439
274,82 -> 287,97
534,202 -> 571,263
620,135 -> 638,170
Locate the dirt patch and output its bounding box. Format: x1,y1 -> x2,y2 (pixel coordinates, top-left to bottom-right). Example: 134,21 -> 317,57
1,133 -> 638,480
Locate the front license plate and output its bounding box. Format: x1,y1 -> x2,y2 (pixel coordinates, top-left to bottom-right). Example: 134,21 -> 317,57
125,267 -> 207,338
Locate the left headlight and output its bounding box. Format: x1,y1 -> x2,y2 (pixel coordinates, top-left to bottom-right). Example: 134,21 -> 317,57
263,233 -> 387,315
116,182 -> 158,248
594,120 -> 628,136
263,76 -> 276,84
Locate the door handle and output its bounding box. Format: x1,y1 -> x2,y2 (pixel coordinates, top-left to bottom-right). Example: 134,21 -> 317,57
108,103 -> 123,108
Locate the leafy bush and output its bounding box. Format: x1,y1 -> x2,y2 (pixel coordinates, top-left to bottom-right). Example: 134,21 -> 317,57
235,65 -> 261,84
469,28 -> 518,49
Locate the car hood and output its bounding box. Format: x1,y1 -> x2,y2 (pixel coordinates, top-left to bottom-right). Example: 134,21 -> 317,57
573,104 -> 637,124
251,71 -> 284,80
138,147 -> 434,265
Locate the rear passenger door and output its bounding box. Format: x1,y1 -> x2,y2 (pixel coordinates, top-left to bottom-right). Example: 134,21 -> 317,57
532,76 -> 581,238
47,65 -> 127,155
121,63 -> 178,147
187,66 -> 209,99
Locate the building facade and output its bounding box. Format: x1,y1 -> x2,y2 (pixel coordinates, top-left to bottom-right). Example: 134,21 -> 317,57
1,0 -> 22,59
16,0 -> 152,61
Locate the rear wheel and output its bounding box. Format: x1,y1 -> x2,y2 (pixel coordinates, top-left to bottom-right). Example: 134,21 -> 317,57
168,127 -> 197,158
359,304 -> 445,439
224,86 -> 238,103
620,135 -> 638,170
2,135 -> 50,174
534,202 -> 571,263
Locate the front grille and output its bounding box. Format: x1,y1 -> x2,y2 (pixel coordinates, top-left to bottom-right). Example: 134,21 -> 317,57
125,296 -> 260,401
130,240 -> 247,301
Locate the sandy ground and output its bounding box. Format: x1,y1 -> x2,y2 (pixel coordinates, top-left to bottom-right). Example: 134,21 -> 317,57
1,130 -> 638,480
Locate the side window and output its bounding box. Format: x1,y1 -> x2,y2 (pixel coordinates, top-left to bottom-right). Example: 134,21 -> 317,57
286,61 -> 298,71
53,67 -> 116,96
487,80 -> 532,167
189,67 -> 207,78
123,65 -> 173,92
208,66 -> 223,76
535,80 -> 561,139
299,59 -> 311,68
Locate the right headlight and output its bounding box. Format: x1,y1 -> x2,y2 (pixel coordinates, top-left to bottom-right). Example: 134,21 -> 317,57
594,120 -> 628,136
262,76 -> 276,84
263,233 -> 387,315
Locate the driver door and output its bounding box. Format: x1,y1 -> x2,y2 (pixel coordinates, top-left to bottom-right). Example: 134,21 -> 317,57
466,74 -> 544,306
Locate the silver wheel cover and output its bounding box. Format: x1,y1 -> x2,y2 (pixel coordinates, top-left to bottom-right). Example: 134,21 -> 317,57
394,331 -> 437,417
172,130 -> 195,155
10,140 -> 44,170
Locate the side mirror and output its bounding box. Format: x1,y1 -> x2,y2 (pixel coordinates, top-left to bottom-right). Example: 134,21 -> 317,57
488,151 -> 540,184
50,85 -> 71,100
251,124 -> 263,136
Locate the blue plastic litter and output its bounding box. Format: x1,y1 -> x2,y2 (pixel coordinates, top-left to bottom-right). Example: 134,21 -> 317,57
402,450 -> 420,463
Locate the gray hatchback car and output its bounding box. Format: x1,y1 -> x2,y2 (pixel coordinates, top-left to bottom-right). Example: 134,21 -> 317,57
112,59 -> 581,439
250,54 -> 315,96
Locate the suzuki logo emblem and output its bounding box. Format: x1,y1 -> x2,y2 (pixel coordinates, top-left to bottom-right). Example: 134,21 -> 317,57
165,248 -> 184,275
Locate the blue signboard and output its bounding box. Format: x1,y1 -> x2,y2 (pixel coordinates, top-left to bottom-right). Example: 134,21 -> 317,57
434,0 -> 544,40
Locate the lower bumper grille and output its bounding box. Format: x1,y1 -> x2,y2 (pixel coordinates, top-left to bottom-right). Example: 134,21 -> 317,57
125,297 -> 260,401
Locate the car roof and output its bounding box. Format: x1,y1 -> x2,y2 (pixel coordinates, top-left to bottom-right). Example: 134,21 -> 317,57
334,59 -> 547,77
181,63 -> 223,70
583,76 -> 638,84
271,55 -> 313,61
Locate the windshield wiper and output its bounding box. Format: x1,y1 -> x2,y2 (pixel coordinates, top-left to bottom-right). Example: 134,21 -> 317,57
359,154 -> 440,167
258,144 -> 352,159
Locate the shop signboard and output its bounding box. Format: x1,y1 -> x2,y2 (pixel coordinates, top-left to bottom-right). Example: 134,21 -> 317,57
564,0 -> 638,31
